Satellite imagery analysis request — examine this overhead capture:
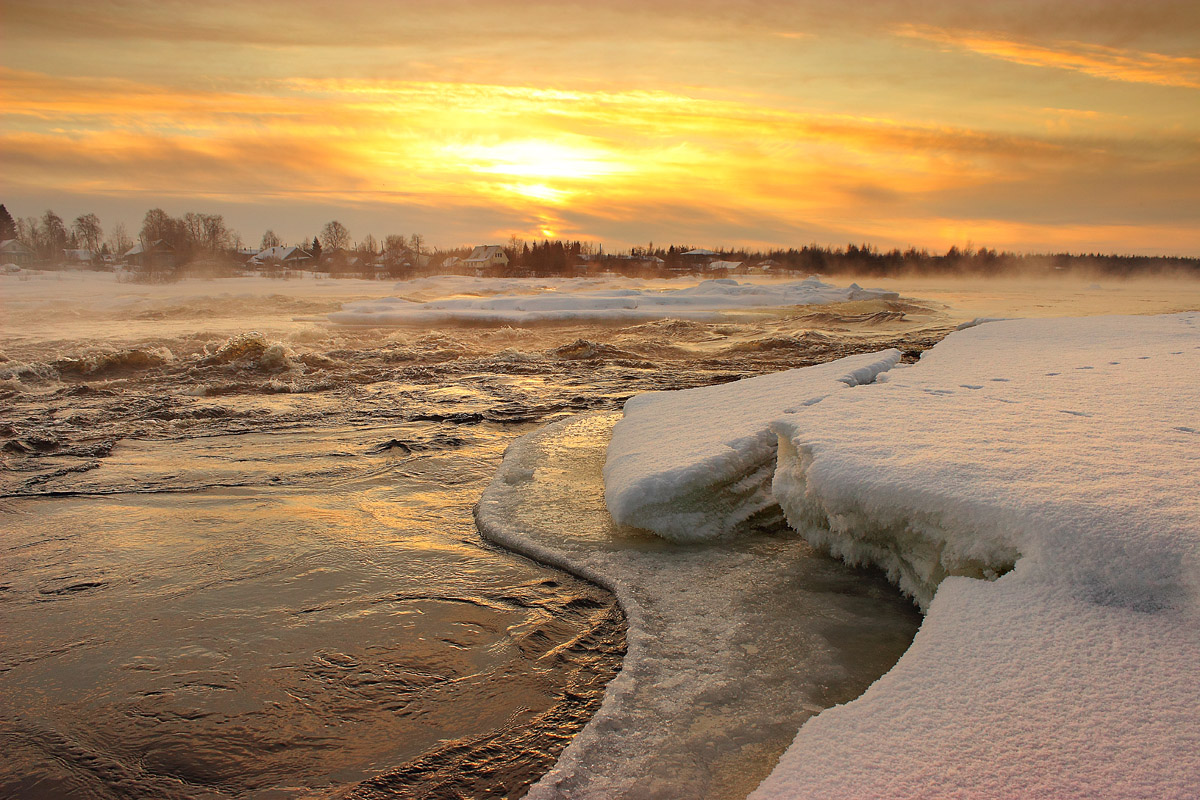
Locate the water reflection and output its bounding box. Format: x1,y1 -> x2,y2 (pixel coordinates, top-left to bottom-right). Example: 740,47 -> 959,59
1,285 -> 951,798
0,427 -> 622,799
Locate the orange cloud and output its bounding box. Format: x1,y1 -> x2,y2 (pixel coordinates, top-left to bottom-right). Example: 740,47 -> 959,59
896,25 -> 1200,89
4,66 -> 1197,254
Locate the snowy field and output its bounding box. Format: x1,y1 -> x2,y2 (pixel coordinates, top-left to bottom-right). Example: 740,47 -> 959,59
328,277 -> 897,325
605,313 -> 1199,798
4,269 -> 1200,345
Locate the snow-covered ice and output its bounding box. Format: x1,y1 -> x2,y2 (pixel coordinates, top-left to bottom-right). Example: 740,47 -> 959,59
604,350 -> 900,541
754,313 -> 1200,798
476,414 -> 919,799
602,312 -> 1199,798
328,277 -> 897,325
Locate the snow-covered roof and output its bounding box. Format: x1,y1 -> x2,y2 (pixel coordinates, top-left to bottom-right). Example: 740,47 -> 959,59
682,248 -> 717,256
254,245 -> 311,262
464,245 -> 507,263
123,240 -> 173,258
706,260 -> 743,270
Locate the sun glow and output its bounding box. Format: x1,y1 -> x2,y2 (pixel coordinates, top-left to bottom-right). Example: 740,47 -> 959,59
501,182 -> 570,203
443,139 -> 625,181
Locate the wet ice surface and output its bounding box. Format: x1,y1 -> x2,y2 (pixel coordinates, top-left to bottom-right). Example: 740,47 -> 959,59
478,414 -> 920,800
0,272 -> 951,798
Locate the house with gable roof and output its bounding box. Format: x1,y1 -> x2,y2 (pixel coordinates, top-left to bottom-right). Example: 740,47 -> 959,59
463,245 -> 509,274
0,239 -> 35,267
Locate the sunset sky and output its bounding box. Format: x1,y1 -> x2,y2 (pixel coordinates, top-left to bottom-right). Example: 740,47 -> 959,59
3,0 -> 1199,254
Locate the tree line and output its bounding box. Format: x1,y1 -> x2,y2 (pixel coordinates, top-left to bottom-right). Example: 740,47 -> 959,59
3,203 -> 1197,279
0,205 -> 432,276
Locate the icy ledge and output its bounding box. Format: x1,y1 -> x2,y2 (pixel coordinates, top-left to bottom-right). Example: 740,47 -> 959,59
604,349 -> 901,541
751,314 -> 1200,798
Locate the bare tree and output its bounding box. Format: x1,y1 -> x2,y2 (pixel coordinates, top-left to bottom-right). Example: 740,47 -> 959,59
261,229 -> 281,250
358,233 -> 378,255
18,217 -> 39,249
320,220 -> 350,252
141,208 -> 172,244
73,213 -> 103,253
184,212 -> 205,248
409,233 -> 425,258
108,222 -> 133,257
383,234 -> 407,255
200,214 -> 230,253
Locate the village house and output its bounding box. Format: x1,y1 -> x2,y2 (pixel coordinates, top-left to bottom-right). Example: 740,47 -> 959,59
123,240 -> 177,271
706,260 -> 744,272
0,239 -> 35,267
234,247 -> 261,266
252,245 -> 311,269
62,249 -> 97,267
463,245 -> 508,274
319,248 -> 361,272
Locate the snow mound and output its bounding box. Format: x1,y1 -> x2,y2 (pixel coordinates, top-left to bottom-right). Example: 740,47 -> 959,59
604,349 -> 900,541
328,278 -> 898,326
752,313 -> 1200,798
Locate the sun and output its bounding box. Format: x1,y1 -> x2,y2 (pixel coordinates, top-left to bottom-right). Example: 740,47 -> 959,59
444,139 -> 622,182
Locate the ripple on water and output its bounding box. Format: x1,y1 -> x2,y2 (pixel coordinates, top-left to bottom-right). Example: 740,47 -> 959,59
0,426 -> 623,800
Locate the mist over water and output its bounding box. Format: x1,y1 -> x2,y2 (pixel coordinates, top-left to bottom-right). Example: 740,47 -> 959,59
1,273 -> 955,798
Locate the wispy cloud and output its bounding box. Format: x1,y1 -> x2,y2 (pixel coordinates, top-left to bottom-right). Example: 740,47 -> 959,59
897,24 -> 1200,89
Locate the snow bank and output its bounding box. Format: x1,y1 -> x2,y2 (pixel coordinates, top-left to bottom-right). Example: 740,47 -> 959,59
749,313 -> 1199,798
598,312 -> 1198,798
328,278 -> 897,326
604,350 -> 901,541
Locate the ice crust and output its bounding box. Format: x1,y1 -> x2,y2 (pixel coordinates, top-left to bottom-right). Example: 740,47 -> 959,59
328,277 -> 897,325
604,350 -> 901,541
603,312 -> 1199,798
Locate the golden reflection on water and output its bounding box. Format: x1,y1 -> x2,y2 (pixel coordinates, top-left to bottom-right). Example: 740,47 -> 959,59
0,424 -> 622,798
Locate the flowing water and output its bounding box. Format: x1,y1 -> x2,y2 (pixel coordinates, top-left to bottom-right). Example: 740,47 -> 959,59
0,273 -> 950,799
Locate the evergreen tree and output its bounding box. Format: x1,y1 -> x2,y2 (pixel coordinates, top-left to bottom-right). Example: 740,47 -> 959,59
311,236 -> 322,261
0,204 -> 16,240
